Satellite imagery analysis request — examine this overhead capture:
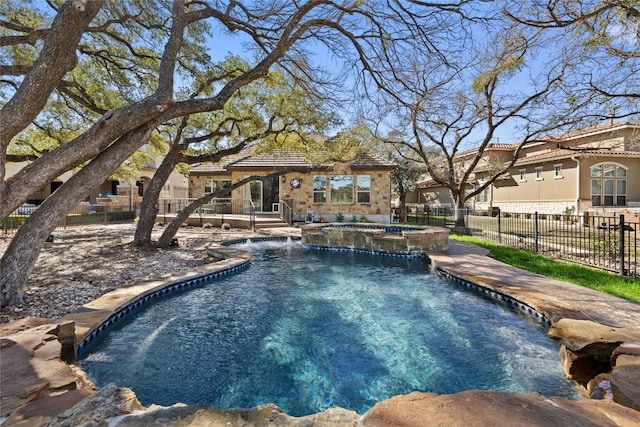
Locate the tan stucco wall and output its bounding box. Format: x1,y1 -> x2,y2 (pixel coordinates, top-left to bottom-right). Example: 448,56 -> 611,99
6,162 -> 73,202
495,159 -> 578,204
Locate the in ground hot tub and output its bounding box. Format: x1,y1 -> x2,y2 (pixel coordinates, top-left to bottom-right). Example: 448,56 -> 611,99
300,223 -> 449,254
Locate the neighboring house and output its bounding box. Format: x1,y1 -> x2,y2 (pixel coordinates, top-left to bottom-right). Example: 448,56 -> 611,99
5,161 -> 73,205
89,156 -> 189,212
189,149 -> 397,223
5,156 -> 188,213
413,122 -> 640,217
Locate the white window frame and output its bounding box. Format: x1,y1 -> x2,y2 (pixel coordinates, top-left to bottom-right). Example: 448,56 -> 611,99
535,166 -> 543,181
518,169 -> 526,182
330,175 -> 354,204
204,179 -> 231,195
356,175 -> 371,203
554,164 -> 563,179
313,175 -> 327,203
590,162 -> 627,207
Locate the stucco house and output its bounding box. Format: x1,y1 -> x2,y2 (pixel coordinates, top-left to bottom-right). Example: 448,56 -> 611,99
6,156 -> 188,213
189,149 -> 397,223
90,156 -> 189,212
412,122 -> 640,219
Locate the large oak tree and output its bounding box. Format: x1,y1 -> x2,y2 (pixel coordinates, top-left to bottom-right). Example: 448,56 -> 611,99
1,0 -> 469,306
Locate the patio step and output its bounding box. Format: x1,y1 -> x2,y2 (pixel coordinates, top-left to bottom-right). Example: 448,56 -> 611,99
254,220 -> 290,229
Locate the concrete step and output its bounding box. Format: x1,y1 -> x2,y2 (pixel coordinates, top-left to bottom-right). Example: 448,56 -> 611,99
254,221 -> 290,229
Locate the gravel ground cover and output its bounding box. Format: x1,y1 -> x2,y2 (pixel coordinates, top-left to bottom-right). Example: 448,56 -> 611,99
0,223 -> 260,323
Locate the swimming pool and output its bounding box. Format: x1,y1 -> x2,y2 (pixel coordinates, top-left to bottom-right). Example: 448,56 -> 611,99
79,240 -> 580,416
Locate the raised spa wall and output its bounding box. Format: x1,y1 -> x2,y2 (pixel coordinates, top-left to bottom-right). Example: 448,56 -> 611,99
301,223 -> 450,254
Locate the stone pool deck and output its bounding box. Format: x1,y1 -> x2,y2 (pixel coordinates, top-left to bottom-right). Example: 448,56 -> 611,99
1,227 -> 640,426
428,241 -> 640,330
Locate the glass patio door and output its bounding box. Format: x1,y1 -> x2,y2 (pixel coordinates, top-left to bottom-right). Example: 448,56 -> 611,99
243,179 -> 262,213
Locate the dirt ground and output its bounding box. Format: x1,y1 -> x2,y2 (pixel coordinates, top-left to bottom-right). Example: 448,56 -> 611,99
0,223 -> 265,323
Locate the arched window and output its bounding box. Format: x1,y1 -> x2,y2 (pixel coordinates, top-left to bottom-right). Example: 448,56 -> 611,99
590,163 -> 627,206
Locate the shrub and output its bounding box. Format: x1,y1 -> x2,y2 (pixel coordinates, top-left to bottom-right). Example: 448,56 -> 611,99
221,223 -> 232,230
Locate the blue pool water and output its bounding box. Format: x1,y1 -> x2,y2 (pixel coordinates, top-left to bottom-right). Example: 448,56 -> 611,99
80,240 -> 580,416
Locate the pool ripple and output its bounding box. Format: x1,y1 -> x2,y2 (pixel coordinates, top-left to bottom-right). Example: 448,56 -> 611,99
79,241 -> 581,417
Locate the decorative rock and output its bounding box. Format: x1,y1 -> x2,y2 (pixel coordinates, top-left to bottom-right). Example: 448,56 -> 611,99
550,319 -> 640,384
611,342 -> 640,366
361,390 -> 640,427
4,389 -> 92,426
586,374 -> 613,400
558,344 -> 611,384
42,391 -> 360,427
56,321 -> 77,363
0,317 -> 52,336
43,383 -> 143,427
609,353 -> 640,411
548,319 -> 640,349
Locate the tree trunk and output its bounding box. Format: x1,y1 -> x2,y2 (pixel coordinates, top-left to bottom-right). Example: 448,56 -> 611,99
399,191 -> 407,223
0,125 -> 154,307
453,195 -> 469,232
133,143 -> 182,246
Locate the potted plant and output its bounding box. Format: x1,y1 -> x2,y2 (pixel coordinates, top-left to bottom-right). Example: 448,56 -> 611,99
336,212 -> 344,222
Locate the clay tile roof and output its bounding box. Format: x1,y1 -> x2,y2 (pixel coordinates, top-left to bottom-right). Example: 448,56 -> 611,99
514,148 -> 640,166
555,121 -> 640,140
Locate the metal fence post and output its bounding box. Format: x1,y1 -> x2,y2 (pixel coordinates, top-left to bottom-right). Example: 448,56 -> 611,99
619,214 -> 625,276
534,211 -> 539,253
497,210 -> 502,243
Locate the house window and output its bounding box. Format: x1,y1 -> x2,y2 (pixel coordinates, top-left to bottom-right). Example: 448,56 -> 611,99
519,169 -> 526,182
330,175 -> 353,203
535,167 -> 543,180
475,184 -> 490,203
554,164 -> 563,179
591,163 -> 627,206
162,183 -> 171,196
356,175 -> 371,203
313,176 -> 327,203
204,179 -> 231,195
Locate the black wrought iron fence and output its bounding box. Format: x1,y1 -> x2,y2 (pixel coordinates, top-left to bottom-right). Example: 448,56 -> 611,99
408,207 -> 639,278
1,203 -> 135,233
